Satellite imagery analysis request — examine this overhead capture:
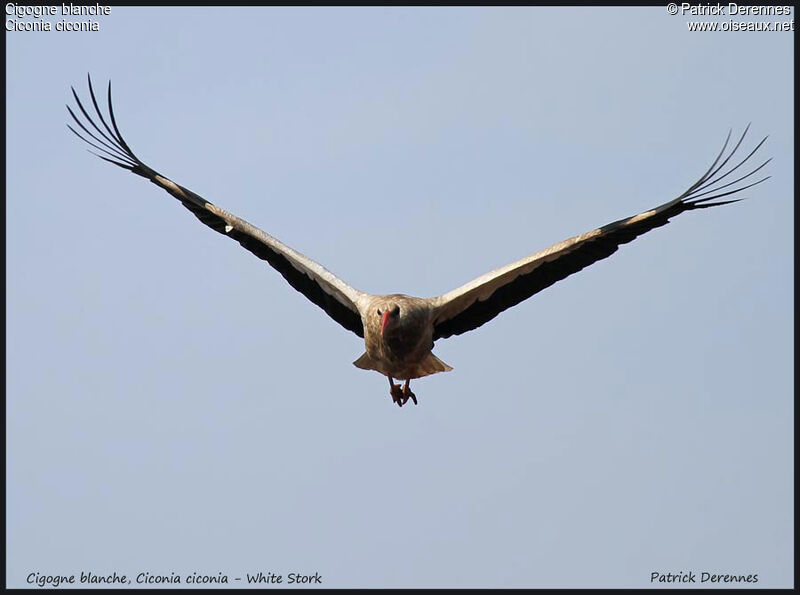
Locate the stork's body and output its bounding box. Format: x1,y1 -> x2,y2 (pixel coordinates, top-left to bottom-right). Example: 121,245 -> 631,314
353,295 -> 451,406
68,76 -> 770,408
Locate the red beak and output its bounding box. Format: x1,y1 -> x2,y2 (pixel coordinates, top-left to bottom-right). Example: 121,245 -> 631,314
381,311 -> 391,336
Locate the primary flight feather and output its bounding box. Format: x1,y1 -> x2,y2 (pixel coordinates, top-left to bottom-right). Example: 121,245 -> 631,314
68,75 -> 770,407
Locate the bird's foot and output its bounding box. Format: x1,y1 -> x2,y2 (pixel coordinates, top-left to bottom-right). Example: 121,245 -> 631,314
388,377 -> 418,407
402,383 -> 417,406
390,383 -> 407,407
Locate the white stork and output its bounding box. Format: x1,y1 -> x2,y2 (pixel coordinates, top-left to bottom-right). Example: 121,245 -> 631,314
68,76 -> 770,407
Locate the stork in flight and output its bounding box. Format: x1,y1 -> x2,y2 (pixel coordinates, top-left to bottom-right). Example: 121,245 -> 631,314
67,76 -> 770,408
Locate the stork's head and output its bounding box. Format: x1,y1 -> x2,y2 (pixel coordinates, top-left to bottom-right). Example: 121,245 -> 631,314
377,303 -> 401,337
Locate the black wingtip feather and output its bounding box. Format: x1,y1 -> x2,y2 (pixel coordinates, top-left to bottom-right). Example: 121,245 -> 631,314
679,126 -> 769,210
68,75 -> 154,178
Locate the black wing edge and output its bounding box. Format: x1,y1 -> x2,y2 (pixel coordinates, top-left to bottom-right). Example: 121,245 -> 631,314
433,126 -> 770,340
67,74 -> 364,338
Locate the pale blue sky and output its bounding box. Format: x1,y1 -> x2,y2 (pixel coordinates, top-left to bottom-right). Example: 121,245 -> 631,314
6,6 -> 793,589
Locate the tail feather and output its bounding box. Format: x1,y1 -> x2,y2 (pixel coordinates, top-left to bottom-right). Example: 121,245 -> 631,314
352,352 -> 453,379
414,353 -> 453,378
353,352 -> 379,372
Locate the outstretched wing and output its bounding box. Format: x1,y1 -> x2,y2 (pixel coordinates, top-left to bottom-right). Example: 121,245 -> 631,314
432,127 -> 770,340
68,75 -> 366,338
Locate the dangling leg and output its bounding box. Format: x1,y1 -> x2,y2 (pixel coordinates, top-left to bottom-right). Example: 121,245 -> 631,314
388,376 -> 406,407
402,379 -> 417,405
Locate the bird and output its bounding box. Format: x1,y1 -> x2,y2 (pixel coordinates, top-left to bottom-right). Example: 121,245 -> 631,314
67,75 -> 770,408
